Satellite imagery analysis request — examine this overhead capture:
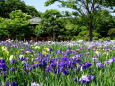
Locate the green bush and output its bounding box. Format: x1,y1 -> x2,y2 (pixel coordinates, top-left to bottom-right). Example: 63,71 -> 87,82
99,37 -> 111,40
0,10 -> 33,39
108,28 -> 115,39
75,30 -> 101,41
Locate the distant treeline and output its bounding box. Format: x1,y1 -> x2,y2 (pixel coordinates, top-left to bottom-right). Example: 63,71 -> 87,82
0,0 -> 115,41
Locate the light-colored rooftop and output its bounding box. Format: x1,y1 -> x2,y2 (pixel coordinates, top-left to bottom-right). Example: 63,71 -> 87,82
29,17 -> 41,25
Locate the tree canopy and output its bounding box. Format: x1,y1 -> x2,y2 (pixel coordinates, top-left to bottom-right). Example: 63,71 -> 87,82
45,0 -> 115,41
0,0 -> 41,18
35,9 -> 65,40
0,0 -> 115,41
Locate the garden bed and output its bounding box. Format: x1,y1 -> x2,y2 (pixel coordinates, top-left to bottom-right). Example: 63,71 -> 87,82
0,40 -> 115,86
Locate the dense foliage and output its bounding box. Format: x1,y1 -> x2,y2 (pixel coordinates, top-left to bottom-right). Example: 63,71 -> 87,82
35,9 -> 65,41
45,0 -> 115,41
0,10 -> 33,39
0,0 -> 40,18
0,0 -> 115,41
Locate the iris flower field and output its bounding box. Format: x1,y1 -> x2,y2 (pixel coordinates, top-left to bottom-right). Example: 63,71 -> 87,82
0,40 -> 115,86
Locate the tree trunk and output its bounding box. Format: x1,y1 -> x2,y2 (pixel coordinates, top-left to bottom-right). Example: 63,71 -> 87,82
89,23 -> 93,41
88,14 -> 93,41
53,32 -> 55,41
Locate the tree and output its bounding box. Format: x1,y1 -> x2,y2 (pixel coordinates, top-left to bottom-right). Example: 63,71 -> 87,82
0,17 -> 10,38
93,10 -> 115,37
45,0 -> 115,41
0,10 -> 32,39
35,9 -> 65,41
60,17 -> 83,38
9,10 -> 32,39
25,6 -> 41,17
0,0 -> 40,18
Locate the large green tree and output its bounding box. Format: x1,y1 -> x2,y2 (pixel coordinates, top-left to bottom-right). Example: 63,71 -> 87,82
45,0 -> 115,41
0,10 -> 32,39
94,10 -> 115,37
35,9 -> 65,41
0,0 -> 40,18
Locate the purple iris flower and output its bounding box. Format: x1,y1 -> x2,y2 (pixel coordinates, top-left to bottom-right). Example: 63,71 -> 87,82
78,53 -> 84,58
0,63 -> 8,71
24,62 -> 30,66
6,82 -> 10,86
21,47 -> 34,54
31,82 -> 42,86
78,75 -> 95,84
75,59 -> 82,63
50,62 -> 57,68
81,79 -> 90,83
96,62 -> 105,68
23,66 -> 28,71
10,60 -> 18,64
50,58 -> 58,63
45,54 -> 50,57
71,56 -> 77,59
56,67 -> 64,74
18,56 -> 27,61
59,61 -> 65,67
10,67 -> 17,71
62,69 -> 70,75
11,81 -> 18,86
104,59 -> 113,64
82,62 -> 92,69
21,50 -> 26,53
38,53 -> 44,57
6,81 -> 18,86
32,63 -> 39,69
86,52 -> 90,55
1,71 -> 8,74
0,59 -> 5,63
33,57 -> 40,62
28,66 -> 33,71
112,57 -> 115,62
74,68 -> 81,73
61,56 -> 69,61
55,50 -> 62,54
23,66 -> 32,71
88,75 -> 95,80
38,61 -> 47,68
79,76 -> 90,83
49,48 -> 52,52
92,57 -> 99,62
73,77 -> 79,82
46,65 -> 54,72
65,49 -> 73,55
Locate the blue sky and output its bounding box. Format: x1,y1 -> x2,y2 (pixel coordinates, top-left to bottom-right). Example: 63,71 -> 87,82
23,0 -> 70,12
23,0 -> 114,16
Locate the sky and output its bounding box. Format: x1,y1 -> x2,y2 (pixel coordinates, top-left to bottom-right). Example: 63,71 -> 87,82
23,0 -> 115,16
23,0 -> 71,12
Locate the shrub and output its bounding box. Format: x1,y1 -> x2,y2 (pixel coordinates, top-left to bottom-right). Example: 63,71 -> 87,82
108,28 -> 115,39
76,30 -> 101,41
